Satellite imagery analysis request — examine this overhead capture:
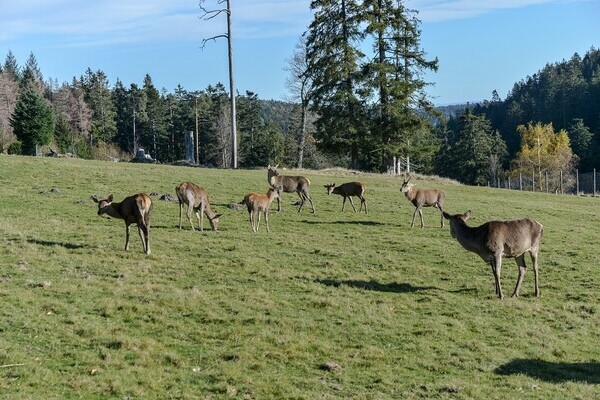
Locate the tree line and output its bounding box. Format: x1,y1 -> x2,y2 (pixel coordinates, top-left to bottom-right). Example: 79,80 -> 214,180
439,48 -> 600,190
1,0 -> 598,191
0,50 -> 323,168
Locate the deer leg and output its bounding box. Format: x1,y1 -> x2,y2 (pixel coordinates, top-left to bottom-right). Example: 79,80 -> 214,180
199,203 -> 205,232
360,196 -> 367,214
187,205 -> 195,231
297,192 -> 305,213
179,202 -> 184,229
138,224 -> 150,255
256,212 -> 262,232
341,196 -> 347,212
410,207 -> 419,228
265,211 -> 270,233
439,208 -> 445,228
512,255 -> 527,298
124,223 -> 131,251
249,211 -> 255,232
348,196 -> 357,212
276,196 -> 282,212
492,255 -> 504,299
531,249 -> 540,297
418,208 -> 425,228
306,192 -> 315,213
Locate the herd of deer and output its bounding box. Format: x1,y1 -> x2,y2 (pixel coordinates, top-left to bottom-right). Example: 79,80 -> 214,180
92,165 -> 543,300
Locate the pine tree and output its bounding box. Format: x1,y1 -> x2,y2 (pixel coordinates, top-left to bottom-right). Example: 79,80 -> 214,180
81,69 -> 117,145
11,88 -> 55,155
305,0 -> 366,168
3,50 -> 20,80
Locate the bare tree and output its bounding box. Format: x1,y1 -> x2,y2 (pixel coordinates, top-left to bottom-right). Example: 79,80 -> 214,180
285,38 -> 314,169
199,0 -> 237,169
0,71 -> 19,153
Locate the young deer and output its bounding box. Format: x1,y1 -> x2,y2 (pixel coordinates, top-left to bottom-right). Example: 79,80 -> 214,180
240,186 -> 279,233
324,182 -> 367,213
400,178 -> 445,228
175,181 -> 222,232
92,193 -> 152,254
443,210 -> 543,299
267,164 -> 315,213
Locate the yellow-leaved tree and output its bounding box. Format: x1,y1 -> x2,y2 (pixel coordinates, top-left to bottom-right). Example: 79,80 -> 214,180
511,122 -> 575,192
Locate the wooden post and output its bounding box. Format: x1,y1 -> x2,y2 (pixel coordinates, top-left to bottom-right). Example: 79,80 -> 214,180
560,170 -> 563,194
519,173 -> 523,190
594,168 -> 597,197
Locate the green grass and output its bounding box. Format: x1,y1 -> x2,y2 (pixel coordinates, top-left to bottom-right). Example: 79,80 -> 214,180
1,155 -> 599,399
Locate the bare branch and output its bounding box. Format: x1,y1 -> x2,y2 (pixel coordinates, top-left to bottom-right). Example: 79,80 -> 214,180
201,34 -> 229,49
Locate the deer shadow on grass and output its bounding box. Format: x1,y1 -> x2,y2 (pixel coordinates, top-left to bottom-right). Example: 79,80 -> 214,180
315,278 -> 438,294
27,238 -> 86,249
302,220 -> 387,226
496,359 -> 600,384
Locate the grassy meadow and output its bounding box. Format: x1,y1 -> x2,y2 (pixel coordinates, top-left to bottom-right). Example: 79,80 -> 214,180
0,155 -> 599,399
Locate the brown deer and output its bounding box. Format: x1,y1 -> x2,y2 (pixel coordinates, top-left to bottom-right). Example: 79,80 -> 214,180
240,187 -> 279,233
92,193 -> 152,255
175,181 -> 222,231
400,178 -> 445,228
443,210 -> 543,299
267,164 -> 315,213
324,182 -> 367,213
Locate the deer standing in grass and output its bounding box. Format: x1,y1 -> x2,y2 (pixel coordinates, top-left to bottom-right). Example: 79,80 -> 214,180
267,164 -> 315,213
400,178 -> 445,228
92,193 -> 152,254
443,210 -> 543,299
324,182 -> 367,213
241,187 -> 279,232
175,181 -> 222,232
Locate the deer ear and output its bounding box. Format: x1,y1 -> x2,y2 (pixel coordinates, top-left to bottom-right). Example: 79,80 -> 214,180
464,210 -> 472,218
91,195 -> 99,203
267,164 -> 271,169
274,164 -> 279,169
213,213 -> 223,220
442,211 -> 451,220
108,194 -> 114,202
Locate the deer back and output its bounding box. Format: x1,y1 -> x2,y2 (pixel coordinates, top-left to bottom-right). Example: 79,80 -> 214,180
445,211 -> 542,260
94,193 -> 152,225
176,181 -> 206,209
268,165 -> 309,192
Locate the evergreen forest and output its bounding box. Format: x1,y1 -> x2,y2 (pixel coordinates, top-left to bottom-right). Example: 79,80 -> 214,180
1,1 -> 599,189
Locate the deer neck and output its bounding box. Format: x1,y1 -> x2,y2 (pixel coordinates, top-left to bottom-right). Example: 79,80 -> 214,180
104,202 -> 125,220
451,220 -> 485,253
403,187 -> 415,200
204,202 -> 218,219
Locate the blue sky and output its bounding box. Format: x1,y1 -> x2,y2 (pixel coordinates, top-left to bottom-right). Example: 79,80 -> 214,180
1,0 -> 598,105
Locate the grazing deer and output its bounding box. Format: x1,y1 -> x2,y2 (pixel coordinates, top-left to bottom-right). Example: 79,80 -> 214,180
400,178 -> 445,228
443,210 -> 543,299
240,187 -> 279,233
324,182 -> 367,213
92,193 -> 152,255
175,181 -> 222,232
267,164 -> 315,213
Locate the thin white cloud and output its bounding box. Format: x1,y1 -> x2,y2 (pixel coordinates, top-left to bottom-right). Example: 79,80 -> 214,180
408,0 -> 584,22
0,0 -> 311,48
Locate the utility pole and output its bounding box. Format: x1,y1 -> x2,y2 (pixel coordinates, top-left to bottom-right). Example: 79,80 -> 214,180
199,0 -> 238,168
195,96 -> 199,164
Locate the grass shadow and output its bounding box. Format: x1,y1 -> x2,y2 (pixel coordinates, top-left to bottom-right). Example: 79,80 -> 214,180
302,220 -> 387,226
315,278 -> 437,293
27,238 -> 86,249
495,359 -> 600,384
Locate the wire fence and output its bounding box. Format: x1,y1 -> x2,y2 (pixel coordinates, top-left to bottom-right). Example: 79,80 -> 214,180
488,169 -> 599,196
386,156 -> 599,196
